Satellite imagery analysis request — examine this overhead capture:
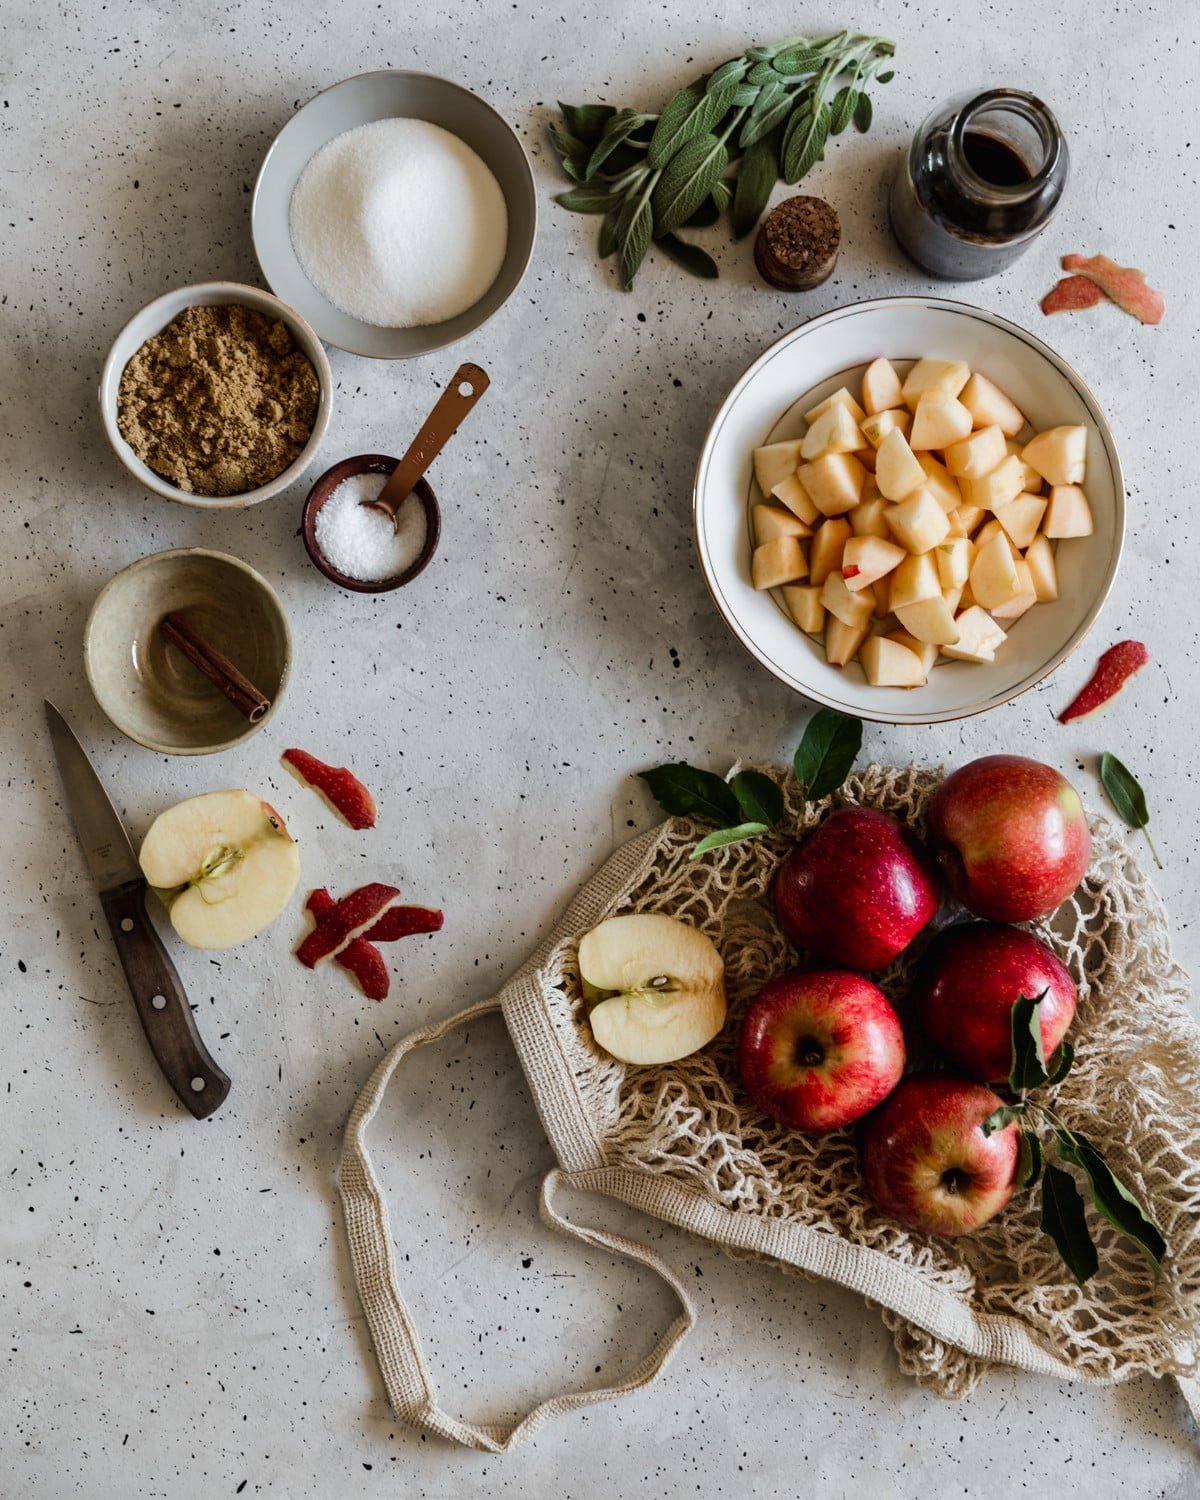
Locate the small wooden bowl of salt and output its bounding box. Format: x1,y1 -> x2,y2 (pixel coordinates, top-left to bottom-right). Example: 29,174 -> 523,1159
302,362 -> 486,593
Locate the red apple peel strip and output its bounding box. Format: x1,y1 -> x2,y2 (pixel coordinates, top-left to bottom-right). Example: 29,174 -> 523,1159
365,904 -> 444,941
296,882 -> 401,967
1058,641 -> 1151,723
282,748 -> 377,830
1041,275 -> 1106,316
1061,253 -> 1166,325
306,889 -> 390,1000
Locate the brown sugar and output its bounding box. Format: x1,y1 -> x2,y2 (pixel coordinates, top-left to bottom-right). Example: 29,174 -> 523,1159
116,304 -> 320,496
755,196 -> 841,292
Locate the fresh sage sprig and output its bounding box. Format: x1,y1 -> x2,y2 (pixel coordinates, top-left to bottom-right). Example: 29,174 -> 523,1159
639,708 -> 863,858
981,994 -> 1166,1284
551,31 -> 896,287
1099,751 -> 1162,868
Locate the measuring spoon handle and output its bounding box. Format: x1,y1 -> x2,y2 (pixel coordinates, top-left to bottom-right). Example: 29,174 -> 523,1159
374,363 -> 490,517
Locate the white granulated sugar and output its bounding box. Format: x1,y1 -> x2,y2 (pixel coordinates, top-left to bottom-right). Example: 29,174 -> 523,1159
313,471 -> 429,583
289,118 -> 508,329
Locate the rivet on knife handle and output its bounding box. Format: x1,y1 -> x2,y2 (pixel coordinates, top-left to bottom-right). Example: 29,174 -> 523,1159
100,883 -> 231,1119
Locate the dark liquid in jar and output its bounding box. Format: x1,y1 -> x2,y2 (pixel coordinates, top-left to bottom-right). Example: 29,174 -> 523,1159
961,130 -> 1031,187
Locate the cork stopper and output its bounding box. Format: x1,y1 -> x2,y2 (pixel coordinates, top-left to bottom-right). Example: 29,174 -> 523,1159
755,196 -> 841,291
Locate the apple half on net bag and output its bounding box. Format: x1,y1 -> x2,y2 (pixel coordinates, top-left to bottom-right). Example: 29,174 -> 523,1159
579,913 -> 726,1066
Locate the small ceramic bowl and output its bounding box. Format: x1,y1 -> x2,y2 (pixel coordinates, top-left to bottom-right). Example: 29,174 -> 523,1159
84,548 -> 292,755
98,281 -> 333,509
301,455 -> 441,593
251,70 -> 537,359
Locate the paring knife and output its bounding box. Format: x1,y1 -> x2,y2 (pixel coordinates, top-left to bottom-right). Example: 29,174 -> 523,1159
44,701 -> 231,1119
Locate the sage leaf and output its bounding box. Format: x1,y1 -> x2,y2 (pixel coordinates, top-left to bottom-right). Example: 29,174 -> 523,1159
656,233 -> 718,279
1045,1039 -> 1075,1088
781,100 -> 830,183
684,195 -> 722,228
853,92 -> 873,132
732,132 -> 777,237
982,1103 -> 1026,1137
878,69 -> 895,83
587,110 -> 645,178
555,186 -> 621,214
598,207 -> 620,258
747,60 -> 777,86
639,764 -> 741,825
1055,1130 -> 1166,1272
738,90 -> 792,150
706,57 -> 749,94
710,178 -> 732,213
1042,1162 -> 1099,1283
617,177 -> 656,290
549,126 -> 589,165
689,821 -> 771,860
647,80 -> 737,168
773,44 -> 826,76
1018,1127 -> 1043,1189
829,85 -> 859,135
1008,991 -> 1050,1094
1100,751 -> 1162,868
652,133 -> 729,236
793,708 -> 863,802
731,770 -> 784,827
558,103 -> 616,147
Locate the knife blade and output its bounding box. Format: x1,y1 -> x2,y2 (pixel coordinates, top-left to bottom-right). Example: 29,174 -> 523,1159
45,702 -> 231,1120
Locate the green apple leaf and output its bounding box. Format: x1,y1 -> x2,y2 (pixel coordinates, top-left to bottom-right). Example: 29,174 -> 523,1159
639,764 -> 741,825
1054,1130 -> 1166,1274
1018,1126 -> 1043,1189
1099,751 -> 1163,868
982,1103 -> 1026,1136
1008,990 -> 1050,1094
731,770 -> 784,828
689,821 -> 771,860
1041,1161 -> 1099,1284
1045,1039 -> 1075,1088
793,708 -> 863,803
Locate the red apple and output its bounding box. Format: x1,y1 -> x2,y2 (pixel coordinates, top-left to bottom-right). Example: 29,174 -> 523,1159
772,807 -> 940,971
926,755 -> 1091,922
914,922 -> 1076,1083
738,967 -> 906,1134
861,1074 -> 1019,1236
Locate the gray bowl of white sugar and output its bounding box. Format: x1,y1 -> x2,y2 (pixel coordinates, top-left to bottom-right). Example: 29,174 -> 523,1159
252,71 -> 536,359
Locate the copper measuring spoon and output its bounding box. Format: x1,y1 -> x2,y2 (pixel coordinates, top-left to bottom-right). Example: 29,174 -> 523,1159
362,362 -> 489,529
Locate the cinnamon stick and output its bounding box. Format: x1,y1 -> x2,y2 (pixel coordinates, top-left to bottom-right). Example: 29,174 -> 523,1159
158,611 -> 272,723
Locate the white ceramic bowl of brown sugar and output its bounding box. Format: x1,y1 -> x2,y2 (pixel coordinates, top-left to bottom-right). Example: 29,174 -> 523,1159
99,281 -> 333,509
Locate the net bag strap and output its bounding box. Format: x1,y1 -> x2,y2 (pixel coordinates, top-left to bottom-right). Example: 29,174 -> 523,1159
338,997 -> 697,1452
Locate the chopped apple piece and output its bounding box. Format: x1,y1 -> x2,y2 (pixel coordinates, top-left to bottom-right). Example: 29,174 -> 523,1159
886,489 -> 951,553
902,358 -> 970,410
990,560 -> 1037,622
958,453 -> 1026,512
753,440 -> 804,496
860,635 -> 926,688
841,535 -> 906,591
772,471 -> 819,524
910,395 -> 973,451
753,502 -> 812,545
993,492 -> 1048,549
1006,437 -> 1042,493
849,496 -> 891,538
889,551 -> 941,610
957,580 -> 978,612
860,407 -> 912,450
956,503 -> 987,536
941,585 -> 964,615
959,372 -> 1026,437
752,536 -> 808,590
1025,534 -> 1059,601
871,576 -> 892,618
808,517 -> 852,585
804,385 -> 867,427
781,583 -> 826,634
1044,484 -> 1094,537
861,472 -> 882,502
969,531 -> 1022,609
1022,425 -> 1087,486
942,606 -> 1007,663
944,424 -> 1008,479
886,629 -> 939,676
801,401 -> 863,460
894,593 -> 960,646
915,452 -> 962,512
972,518 -> 1020,556
861,357 -> 904,415
824,615 -> 870,667
820,570 -> 875,627
935,537 -> 971,590
875,428 -> 926,501
798,452 -> 867,516
856,445 -> 877,473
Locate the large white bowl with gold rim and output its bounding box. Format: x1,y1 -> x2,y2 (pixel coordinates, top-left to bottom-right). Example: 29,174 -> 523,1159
693,297 -> 1125,725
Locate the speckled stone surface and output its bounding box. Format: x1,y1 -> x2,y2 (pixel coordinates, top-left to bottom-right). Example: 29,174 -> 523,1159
3,2 -> 1199,1494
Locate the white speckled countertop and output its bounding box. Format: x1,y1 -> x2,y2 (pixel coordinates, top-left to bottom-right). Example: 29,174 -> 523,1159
3,2 -> 1198,1494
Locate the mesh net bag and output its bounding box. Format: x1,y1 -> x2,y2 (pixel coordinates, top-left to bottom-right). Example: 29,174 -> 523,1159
339,765 -> 1200,1451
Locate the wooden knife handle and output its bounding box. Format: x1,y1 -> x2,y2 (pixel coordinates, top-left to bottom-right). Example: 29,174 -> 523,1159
100,883 -> 231,1120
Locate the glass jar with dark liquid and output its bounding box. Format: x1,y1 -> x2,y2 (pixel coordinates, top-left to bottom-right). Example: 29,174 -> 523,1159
890,89 -> 1068,280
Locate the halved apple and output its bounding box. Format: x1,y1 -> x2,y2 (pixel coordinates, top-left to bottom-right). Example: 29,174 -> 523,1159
580,914 -> 726,1066
139,789 -> 301,950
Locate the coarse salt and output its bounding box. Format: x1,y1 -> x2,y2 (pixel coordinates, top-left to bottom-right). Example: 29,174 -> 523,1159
313,472 -> 428,583
288,118 -> 508,329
